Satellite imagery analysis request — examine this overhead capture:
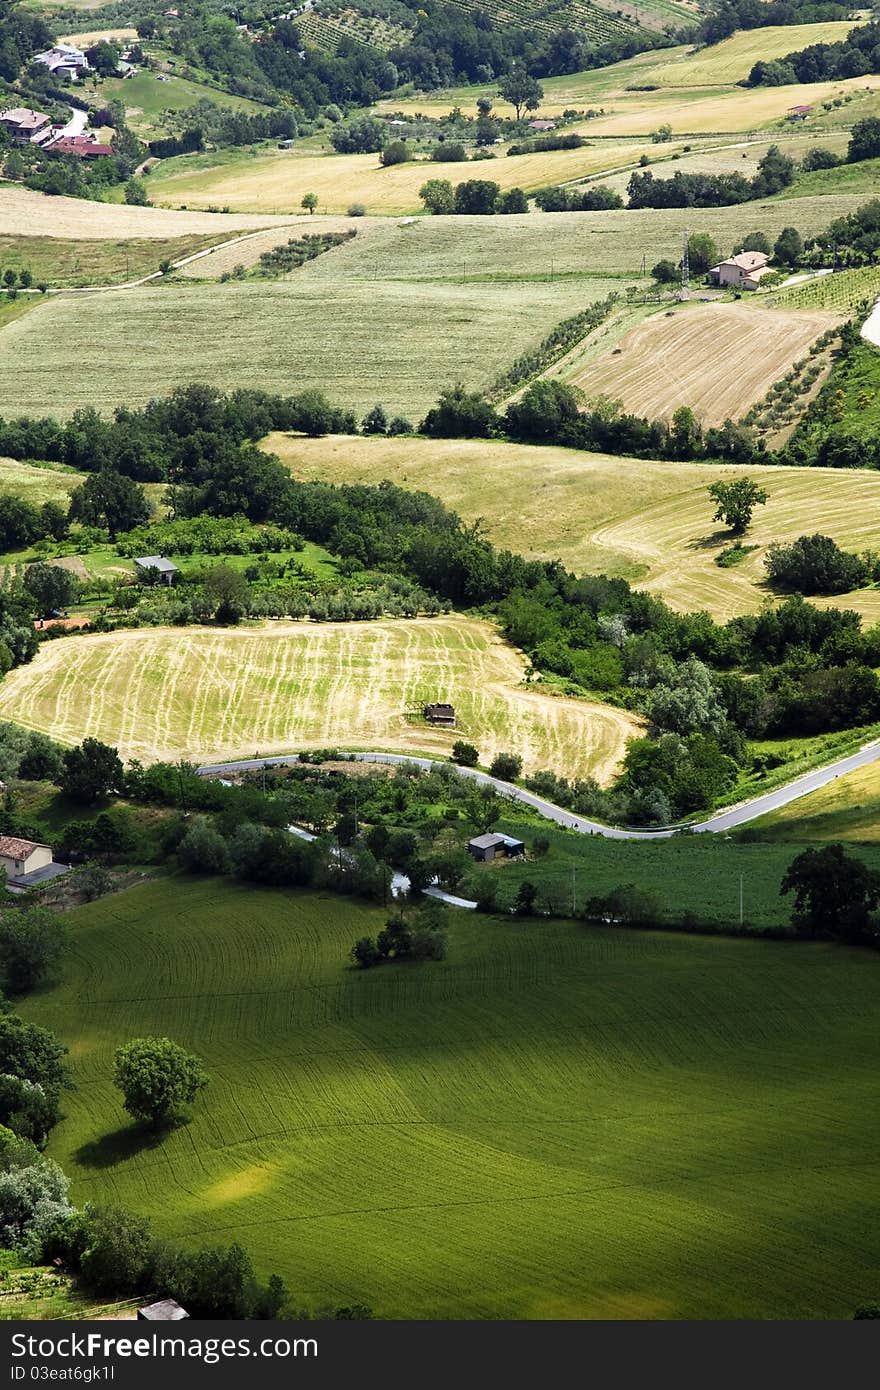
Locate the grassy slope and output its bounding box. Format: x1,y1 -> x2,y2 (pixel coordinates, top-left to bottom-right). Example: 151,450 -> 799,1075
0,233 -> 223,288
272,433 -> 880,622
0,274 -> 598,421
92,70 -> 265,137
743,761 -> 880,842
636,23 -> 858,87
146,140 -> 671,216
0,616 -> 642,780
22,876 -> 880,1319
0,458 -> 84,506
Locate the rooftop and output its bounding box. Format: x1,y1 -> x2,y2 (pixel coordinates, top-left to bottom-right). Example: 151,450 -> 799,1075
0,108 -> 49,129
134,555 -> 178,572
138,1298 -> 189,1321
469,833 -> 506,850
718,251 -> 770,272
0,835 -> 46,860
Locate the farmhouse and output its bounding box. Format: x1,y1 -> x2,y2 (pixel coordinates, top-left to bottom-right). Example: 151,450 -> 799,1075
49,135 -> 115,160
0,108 -> 50,143
33,43 -> 89,79
529,119 -> 556,131
134,555 -> 178,585
708,250 -> 772,291
0,837 -> 52,880
424,701 -> 456,727
467,832 -> 525,863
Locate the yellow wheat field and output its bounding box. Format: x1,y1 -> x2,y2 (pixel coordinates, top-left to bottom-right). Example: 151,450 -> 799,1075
0,617 -> 642,780
273,433 -> 880,624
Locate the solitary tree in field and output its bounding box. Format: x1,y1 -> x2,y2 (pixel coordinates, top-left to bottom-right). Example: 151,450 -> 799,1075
498,68 -> 543,120
708,477 -> 768,535
114,1037 -> 208,1129
687,231 -> 718,276
781,844 -> 880,941
301,191 -> 318,214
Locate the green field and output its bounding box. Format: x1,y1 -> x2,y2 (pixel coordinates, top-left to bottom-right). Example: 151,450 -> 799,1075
94,69 -> 266,136
744,762 -> 880,843
272,433 -> 880,622
21,876 -> 880,1319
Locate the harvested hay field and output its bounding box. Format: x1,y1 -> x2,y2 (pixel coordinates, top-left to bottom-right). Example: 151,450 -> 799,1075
637,23 -> 858,87
0,276 -> 589,421
0,233 -> 224,288
0,458 -> 84,507
174,218 -> 358,278
147,141 -> 664,216
273,433 -> 880,623
0,187 -> 298,240
0,616 -> 641,780
565,302 -> 842,427
745,761 -> 880,844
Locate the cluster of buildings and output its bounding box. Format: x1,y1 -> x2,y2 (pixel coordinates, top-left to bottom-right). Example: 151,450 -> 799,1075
33,42 -> 89,81
0,106 -> 114,159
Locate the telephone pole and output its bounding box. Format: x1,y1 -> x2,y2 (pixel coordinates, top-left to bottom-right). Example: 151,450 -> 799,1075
680,226 -> 690,301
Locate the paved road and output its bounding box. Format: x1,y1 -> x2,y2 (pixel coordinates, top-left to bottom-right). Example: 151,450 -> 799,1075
199,735 -> 880,840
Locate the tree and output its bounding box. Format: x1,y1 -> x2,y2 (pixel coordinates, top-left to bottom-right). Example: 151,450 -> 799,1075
454,179 -> 500,215
489,752 -> 522,781
853,1304 -> 880,1319
361,403 -> 388,435
514,880 -> 538,915
68,470 -> 149,540
740,231 -> 771,254
22,563 -> 79,617
651,258 -> 678,284
0,1016 -> 67,1112
497,187 -> 528,214
773,226 -> 803,268
848,116 -> 880,164
380,140 -> 409,166
59,738 -> 123,805
764,534 -> 868,596
301,192 -> 318,215
708,477 -> 768,535
419,178 -> 455,215
113,1036 -> 208,1129
203,564 -> 250,623
801,148 -> 839,172
648,656 -> 725,736
498,69 -> 543,120
177,818 -> 229,874
687,232 -> 718,275
0,1130 -> 71,1259
350,936 -> 380,968
0,908 -> 67,996
452,740 -> 479,767
781,844 -> 880,941
124,178 -> 149,206
79,1205 -> 152,1296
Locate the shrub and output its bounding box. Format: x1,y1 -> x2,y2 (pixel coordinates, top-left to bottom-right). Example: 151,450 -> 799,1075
488,752 -> 522,781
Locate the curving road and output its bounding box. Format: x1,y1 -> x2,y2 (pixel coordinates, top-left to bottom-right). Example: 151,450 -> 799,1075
199,734 -> 880,840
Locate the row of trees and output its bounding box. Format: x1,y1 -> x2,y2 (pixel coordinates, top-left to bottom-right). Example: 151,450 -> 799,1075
419,177 -> 528,215
747,20 -> 880,85
627,145 -> 795,209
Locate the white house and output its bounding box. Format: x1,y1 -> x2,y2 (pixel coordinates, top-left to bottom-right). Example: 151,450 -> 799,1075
33,43 -> 89,79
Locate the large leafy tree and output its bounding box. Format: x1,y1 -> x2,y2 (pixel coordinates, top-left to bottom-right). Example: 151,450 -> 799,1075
113,1036 -> 208,1128
781,843 -> 880,940
0,908 -> 67,996
498,69 -> 543,120
59,738 -> 124,805
708,477 -> 769,534
68,470 -> 149,540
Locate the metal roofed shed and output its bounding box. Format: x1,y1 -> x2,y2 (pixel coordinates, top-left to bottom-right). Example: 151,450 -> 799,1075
467,832 -> 526,862
134,555 -> 178,585
137,1298 -> 189,1320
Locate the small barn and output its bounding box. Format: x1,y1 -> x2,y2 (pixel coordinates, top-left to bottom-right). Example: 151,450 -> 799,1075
137,1298 -> 189,1321
467,832 -> 525,863
424,702 -> 456,727
134,555 -> 178,586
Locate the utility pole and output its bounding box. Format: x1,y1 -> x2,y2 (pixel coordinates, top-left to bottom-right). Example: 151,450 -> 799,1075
680,226 -> 690,301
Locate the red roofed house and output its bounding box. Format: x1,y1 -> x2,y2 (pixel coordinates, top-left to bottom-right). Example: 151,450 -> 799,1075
528,119 -> 556,131
708,250 -> 772,290
0,107 -> 51,142
0,836 -> 53,880
49,134 -> 114,159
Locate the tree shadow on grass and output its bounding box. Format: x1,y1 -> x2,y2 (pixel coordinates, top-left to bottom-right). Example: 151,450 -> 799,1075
686,528 -> 736,552
73,1124 -> 172,1169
